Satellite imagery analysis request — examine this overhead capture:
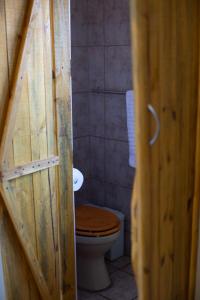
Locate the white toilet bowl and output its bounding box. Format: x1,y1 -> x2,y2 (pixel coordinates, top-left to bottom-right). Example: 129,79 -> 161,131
76,231 -> 120,291
75,205 -> 121,291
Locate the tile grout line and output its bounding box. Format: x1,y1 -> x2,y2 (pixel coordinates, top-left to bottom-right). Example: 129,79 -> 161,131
86,0 -> 92,187
103,0 -> 106,206
74,134 -> 129,144
71,44 -> 131,47
99,295 -> 112,300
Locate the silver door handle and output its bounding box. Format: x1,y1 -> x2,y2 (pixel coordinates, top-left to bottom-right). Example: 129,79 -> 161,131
148,104 -> 160,145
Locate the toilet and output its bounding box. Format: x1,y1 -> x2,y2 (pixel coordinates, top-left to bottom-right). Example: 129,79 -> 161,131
75,204 -> 121,291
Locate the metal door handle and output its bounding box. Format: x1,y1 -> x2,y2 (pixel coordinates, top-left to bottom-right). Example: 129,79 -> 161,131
148,104 -> 160,145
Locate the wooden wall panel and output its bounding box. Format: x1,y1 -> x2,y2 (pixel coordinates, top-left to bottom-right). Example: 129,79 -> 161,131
130,0 -> 200,299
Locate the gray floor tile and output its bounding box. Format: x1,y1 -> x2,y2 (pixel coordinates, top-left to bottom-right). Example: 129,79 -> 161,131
80,295 -> 108,300
89,296 -> 109,300
78,289 -> 92,299
111,256 -> 131,269
121,264 -> 134,276
106,261 -> 118,274
78,289 -> 98,300
100,270 -> 137,300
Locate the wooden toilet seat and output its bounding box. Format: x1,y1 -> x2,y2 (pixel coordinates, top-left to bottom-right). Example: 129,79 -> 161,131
75,205 -> 121,237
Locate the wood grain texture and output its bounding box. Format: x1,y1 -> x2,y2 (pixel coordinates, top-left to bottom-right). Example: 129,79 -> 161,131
131,174 -> 138,279
0,156 -> 59,181
27,0 -> 59,297
0,0 -> 9,139
193,30 -> 200,300
0,1 -> 40,298
0,2 -> 15,297
130,0 -> 200,299
0,0 -> 40,170
41,0 -> 61,296
0,208 -> 40,300
51,0 -> 77,299
0,185 -> 51,299
0,0 -> 74,299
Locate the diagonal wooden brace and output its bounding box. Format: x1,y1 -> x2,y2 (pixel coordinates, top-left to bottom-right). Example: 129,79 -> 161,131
0,0 -> 40,170
0,0 -> 52,299
0,185 -> 51,300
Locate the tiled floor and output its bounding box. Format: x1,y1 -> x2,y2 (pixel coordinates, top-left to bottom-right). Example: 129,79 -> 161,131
78,256 -> 138,300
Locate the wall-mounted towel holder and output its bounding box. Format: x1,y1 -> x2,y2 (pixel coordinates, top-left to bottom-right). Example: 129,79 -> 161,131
148,104 -> 160,146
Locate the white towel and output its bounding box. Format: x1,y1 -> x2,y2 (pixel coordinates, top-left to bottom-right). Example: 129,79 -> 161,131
126,90 -> 136,168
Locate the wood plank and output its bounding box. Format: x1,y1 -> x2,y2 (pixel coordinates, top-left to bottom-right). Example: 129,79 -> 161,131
173,2 -> 199,299
130,0 -> 199,299
191,25 -> 200,300
147,1 -> 161,299
41,0 -> 61,297
130,1 -> 153,298
27,2 -> 59,297
4,0 -> 40,299
0,0 -> 41,170
0,156 -> 59,181
3,0 -> 26,172
195,215 -> 200,300
0,0 -> 71,298
158,2 -> 176,299
11,73 -> 38,258
0,1 -> 10,296
51,0 -> 77,299
0,0 -> 9,139
0,0 -> 36,300
131,175 -> 138,279
0,207 -> 41,300
0,184 -> 51,299
0,1 -> 57,298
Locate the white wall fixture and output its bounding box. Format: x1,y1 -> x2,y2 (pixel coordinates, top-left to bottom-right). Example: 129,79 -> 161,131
73,168 -> 84,192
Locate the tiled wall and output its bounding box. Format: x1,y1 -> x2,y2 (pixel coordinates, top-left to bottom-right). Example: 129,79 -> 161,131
71,0 -> 135,255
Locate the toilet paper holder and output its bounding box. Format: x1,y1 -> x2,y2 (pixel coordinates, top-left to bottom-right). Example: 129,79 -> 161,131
73,168 -> 84,192
73,178 -> 78,185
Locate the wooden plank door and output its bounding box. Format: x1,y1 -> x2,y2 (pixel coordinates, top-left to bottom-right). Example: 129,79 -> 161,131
192,34 -> 200,300
130,1 -> 200,299
0,0 -> 76,299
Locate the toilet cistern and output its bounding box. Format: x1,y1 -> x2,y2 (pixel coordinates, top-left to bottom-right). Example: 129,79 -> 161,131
73,168 -> 84,191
